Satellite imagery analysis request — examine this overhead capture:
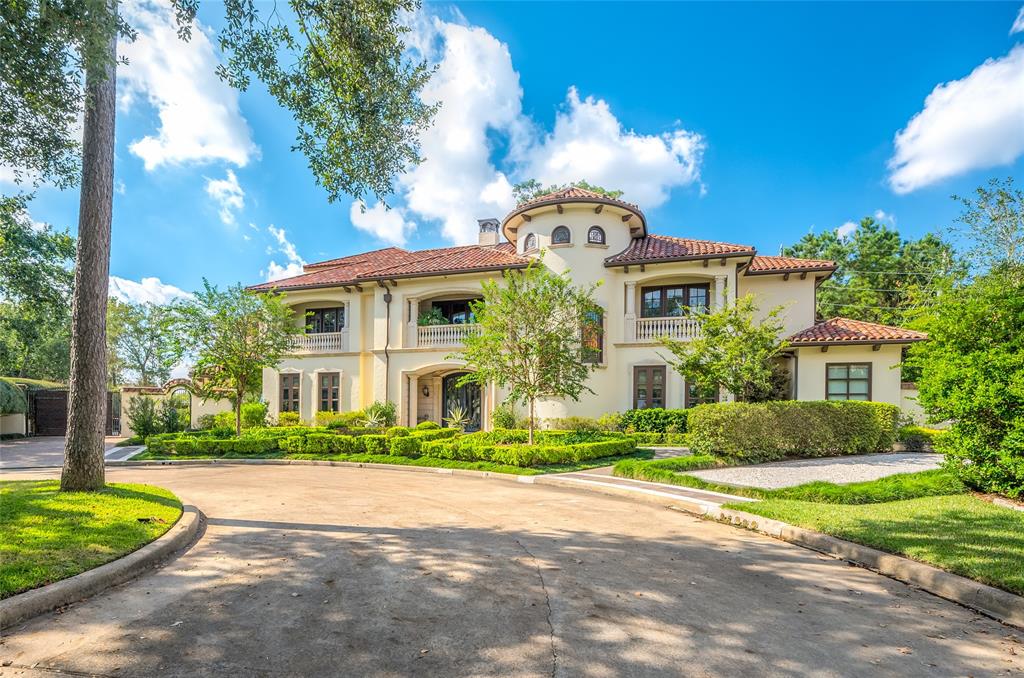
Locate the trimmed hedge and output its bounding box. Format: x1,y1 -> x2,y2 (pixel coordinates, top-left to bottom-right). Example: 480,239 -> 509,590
419,433 -> 635,467
688,401 -> 900,463
898,425 -> 946,452
619,408 -> 687,434
627,432 -> 688,446
0,380 -> 27,415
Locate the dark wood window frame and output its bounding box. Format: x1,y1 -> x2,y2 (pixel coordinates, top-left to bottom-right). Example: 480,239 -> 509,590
551,225 -> 571,245
318,372 -> 340,412
307,307 -> 345,334
587,226 -> 606,245
825,362 -> 872,401
430,298 -> 481,324
280,373 -> 300,413
582,309 -> 604,364
684,381 -> 719,408
633,365 -> 667,409
640,283 -> 711,318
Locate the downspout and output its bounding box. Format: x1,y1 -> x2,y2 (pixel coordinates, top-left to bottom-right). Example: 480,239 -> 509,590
381,283 -> 393,403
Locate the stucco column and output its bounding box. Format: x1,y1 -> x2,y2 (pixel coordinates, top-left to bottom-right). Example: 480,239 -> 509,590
624,281 -> 637,342
405,297 -> 419,348
714,275 -> 727,310
342,300 -> 351,352
407,374 -> 418,426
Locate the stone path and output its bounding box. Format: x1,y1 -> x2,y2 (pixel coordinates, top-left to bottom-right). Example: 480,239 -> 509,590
690,452 -> 943,489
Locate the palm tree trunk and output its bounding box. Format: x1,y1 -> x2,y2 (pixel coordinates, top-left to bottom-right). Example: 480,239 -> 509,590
61,17 -> 117,492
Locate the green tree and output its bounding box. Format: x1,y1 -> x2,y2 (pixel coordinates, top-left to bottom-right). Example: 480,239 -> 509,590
453,260 -> 602,444
105,297 -> 131,386
952,177 -> 1024,271
116,302 -> 183,386
0,196 -> 75,380
909,270 -> 1023,498
512,179 -> 624,205
658,294 -> 788,400
176,281 -> 300,436
782,217 -> 962,327
2,0 -> 435,490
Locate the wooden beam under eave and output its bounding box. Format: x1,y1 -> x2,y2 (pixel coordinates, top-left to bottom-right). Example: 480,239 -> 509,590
820,346 -> 828,353
521,214 -> 531,222
719,258 -> 726,266
783,272 -> 790,281
702,259 -> 709,268
556,204 -> 563,214
621,215 -> 631,222
640,264 -> 646,272
872,344 -> 881,351
800,271 -> 808,280
623,265 -> 630,274
594,205 -> 603,214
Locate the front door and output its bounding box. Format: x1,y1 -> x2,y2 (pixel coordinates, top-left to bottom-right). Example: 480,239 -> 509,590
442,372 -> 481,432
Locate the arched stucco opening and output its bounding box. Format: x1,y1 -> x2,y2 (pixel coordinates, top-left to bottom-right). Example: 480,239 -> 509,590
400,363 -> 490,431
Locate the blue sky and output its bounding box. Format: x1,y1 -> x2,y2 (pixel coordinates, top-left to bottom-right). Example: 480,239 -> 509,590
6,1 -> 1024,304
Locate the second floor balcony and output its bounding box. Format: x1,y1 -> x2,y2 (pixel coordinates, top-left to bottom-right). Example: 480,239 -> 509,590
293,330 -> 349,354
416,323 -> 481,348
633,316 -> 702,342
408,295 -> 483,349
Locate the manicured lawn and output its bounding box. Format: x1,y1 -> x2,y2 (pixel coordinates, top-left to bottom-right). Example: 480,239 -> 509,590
0,480 -> 182,598
131,449 -> 656,475
730,494 -> 1024,595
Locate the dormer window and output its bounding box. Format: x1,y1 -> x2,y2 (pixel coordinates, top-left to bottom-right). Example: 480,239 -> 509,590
551,226 -> 571,245
524,232 -> 538,252
587,226 -> 606,245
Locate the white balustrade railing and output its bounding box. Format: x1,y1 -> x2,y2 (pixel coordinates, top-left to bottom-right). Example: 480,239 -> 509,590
293,331 -> 348,354
417,323 -> 480,348
634,317 -> 702,342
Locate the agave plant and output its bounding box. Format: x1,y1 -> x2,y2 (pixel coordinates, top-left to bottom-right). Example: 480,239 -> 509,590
362,409 -> 386,429
444,404 -> 470,431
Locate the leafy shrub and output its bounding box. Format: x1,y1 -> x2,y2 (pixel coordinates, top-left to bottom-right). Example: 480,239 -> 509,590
389,436 -> 421,457
359,434 -> 389,455
491,403 -> 517,429
278,411 -> 301,426
688,401 -> 900,463
627,432 -> 688,446
315,410 -> 364,427
364,401 -> 397,428
242,402 -> 267,428
0,380 -> 27,415
385,426 -> 411,438
596,412 -> 623,432
157,399 -> 185,434
196,414 -> 216,430
620,408 -> 688,434
415,420 -> 440,430
546,416 -> 601,432
898,425 -> 945,452
126,396 -> 161,439
417,431 -> 635,467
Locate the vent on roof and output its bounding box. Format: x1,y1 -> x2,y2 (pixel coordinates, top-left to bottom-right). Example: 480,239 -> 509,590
478,218 -> 500,246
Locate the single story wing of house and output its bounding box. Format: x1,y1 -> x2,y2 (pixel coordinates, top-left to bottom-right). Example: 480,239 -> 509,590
247,187 -> 926,430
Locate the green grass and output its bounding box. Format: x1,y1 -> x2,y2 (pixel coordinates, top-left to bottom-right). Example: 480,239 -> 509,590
0,376 -> 64,390
614,458 -> 964,504
0,480 -> 182,598
730,494 -> 1024,595
131,449 -> 655,474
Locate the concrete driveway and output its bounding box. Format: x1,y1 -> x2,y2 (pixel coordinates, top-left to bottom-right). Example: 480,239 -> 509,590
0,436 -> 124,469
0,464 -> 1020,677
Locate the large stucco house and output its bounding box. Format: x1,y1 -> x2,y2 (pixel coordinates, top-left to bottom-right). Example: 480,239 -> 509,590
249,187 -> 926,431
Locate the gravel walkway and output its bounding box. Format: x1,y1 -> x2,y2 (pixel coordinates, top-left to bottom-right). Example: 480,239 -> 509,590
689,452 -> 943,489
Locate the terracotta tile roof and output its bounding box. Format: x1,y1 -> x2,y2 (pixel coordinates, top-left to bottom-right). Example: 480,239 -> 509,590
248,242 -> 528,291
604,234 -> 755,266
746,255 -> 836,274
788,317 -> 927,345
515,186 -> 641,213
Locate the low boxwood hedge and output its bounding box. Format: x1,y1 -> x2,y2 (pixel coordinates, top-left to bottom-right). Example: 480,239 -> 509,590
688,400 -> 900,463
419,434 -> 635,467
619,408 -> 687,434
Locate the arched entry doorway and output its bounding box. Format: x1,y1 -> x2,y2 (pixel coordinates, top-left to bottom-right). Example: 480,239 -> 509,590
442,372 -> 481,432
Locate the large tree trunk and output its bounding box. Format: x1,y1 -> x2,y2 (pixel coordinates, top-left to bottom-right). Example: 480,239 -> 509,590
61,20 -> 117,492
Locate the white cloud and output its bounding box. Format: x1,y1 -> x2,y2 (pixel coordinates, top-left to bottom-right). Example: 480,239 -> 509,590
520,88 -> 706,208
115,180 -> 126,195
0,165 -> 20,186
350,201 -> 416,246
205,170 -> 245,226
109,276 -> 192,305
888,45 -> 1024,194
873,209 -> 895,225
835,221 -> 858,239
119,0 -> 257,170
1012,6 -> 1024,34
264,225 -> 306,281
393,13 -> 706,245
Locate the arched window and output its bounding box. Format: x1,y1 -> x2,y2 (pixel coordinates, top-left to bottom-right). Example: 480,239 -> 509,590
523,232 -> 538,252
587,226 -> 606,245
551,225 -> 571,245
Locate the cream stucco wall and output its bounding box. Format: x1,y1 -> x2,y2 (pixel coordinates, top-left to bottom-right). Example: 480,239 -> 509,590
738,273 -> 818,339
1,413 -> 27,436
794,344 -> 904,406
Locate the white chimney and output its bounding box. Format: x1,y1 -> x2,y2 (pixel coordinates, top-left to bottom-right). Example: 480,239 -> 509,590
477,218 -> 500,246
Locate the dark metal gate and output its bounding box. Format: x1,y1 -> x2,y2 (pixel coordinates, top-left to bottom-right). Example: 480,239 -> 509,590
28,390 -> 117,436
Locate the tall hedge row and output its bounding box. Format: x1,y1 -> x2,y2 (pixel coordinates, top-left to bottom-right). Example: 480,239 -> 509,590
0,380 -> 27,415
688,401 -> 900,463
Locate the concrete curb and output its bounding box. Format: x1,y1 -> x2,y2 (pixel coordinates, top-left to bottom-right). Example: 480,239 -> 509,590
705,505 -> 1024,629
0,501 -> 202,630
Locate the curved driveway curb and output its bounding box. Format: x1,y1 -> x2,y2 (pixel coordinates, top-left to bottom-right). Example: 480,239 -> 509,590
106,457 -> 1024,629
0,501 -> 202,630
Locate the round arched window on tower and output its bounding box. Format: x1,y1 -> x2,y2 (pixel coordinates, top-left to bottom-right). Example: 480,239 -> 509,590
551,225 -> 571,245
587,226 -> 606,245
523,232 -> 538,252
